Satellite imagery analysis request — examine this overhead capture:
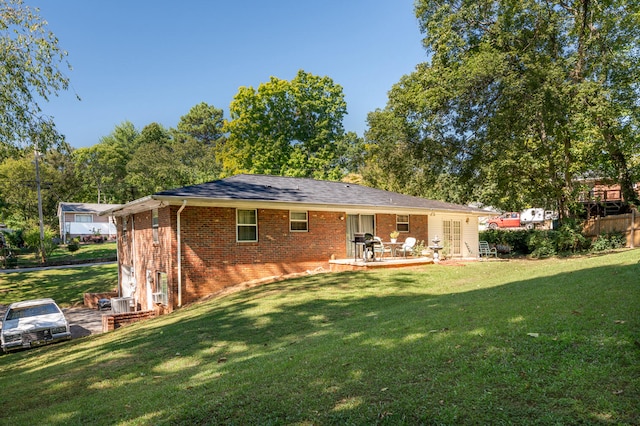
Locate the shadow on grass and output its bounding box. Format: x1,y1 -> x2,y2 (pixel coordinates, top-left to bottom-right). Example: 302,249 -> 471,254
1,257 -> 639,425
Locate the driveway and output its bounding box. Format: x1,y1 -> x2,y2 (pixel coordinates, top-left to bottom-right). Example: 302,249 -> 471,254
63,306 -> 109,338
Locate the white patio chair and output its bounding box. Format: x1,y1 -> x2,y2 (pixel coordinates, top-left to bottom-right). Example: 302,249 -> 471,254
396,237 -> 416,257
373,236 -> 392,259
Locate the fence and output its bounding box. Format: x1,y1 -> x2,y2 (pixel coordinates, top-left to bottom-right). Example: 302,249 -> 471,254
582,210 -> 639,248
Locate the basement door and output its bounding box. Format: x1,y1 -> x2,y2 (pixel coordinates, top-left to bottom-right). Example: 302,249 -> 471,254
346,214 -> 375,258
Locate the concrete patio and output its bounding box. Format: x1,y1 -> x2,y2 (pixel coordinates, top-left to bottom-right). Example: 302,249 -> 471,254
329,255 -> 436,271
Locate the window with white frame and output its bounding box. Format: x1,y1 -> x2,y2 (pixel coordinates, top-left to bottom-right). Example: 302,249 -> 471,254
75,214 -> 92,223
396,214 -> 409,232
152,209 -> 159,243
237,209 -> 258,242
290,211 -> 308,232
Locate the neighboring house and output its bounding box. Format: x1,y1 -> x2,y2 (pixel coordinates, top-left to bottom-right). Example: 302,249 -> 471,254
57,203 -> 121,243
100,174 -> 487,313
578,178 -> 640,217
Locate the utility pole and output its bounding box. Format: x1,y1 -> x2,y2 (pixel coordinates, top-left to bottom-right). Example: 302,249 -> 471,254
34,149 -> 46,263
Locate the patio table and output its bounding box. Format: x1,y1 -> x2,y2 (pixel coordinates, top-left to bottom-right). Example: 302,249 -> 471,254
382,241 -> 403,257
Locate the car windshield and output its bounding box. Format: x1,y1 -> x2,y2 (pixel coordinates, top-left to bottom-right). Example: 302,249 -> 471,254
5,303 -> 61,320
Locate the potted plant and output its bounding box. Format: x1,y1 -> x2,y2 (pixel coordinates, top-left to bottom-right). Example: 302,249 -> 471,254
390,230 -> 399,243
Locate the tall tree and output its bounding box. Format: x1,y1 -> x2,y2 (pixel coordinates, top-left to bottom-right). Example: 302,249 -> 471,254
0,0 -> 73,150
221,70 -> 349,180
126,123 -> 181,196
171,102 -> 226,183
0,150 -> 60,228
42,142 -> 83,203
366,0 -> 640,214
175,102 -> 225,147
73,122 -> 137,203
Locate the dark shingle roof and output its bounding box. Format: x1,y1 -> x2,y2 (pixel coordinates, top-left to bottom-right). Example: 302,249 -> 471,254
58,202 -> 122,214
154,174 -> 479,213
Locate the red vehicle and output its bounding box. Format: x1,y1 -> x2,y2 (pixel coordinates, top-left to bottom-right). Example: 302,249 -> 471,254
486,209 -> 556,230
487,212 -> 522,229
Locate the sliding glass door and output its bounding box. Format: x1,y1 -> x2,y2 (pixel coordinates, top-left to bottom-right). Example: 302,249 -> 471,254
346,214 -> 375,258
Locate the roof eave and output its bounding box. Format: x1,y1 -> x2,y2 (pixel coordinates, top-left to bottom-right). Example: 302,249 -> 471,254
98,196 -> 161,216
103,194 -> 486,217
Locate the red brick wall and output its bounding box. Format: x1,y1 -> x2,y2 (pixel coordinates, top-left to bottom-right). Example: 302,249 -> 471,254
116,206 -> 430,311
115,208 -> 174,311
375,214 -> 429,243
174,207 -> 346,305
117,205 -> 349,310
83,291 -> 118,309
102,310 -> 157,331
409,214 -> 429,243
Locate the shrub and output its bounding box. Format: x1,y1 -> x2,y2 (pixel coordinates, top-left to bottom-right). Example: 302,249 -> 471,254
480,229 -> 534,255
24,226 -> 59,260
528,232 -> 557,258
412,239 -> 428,257
526,230 -> 557,258
67,239 -> 80,252
556,221 -> 589,252
3,229 -> 24,248
591,232 -> 626,252
610,233 -> 627,248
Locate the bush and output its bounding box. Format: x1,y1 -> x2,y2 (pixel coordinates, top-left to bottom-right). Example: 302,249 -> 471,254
610,233 -> 627,248
24,226 -> 59,260
481,220 -> 625,257
591,232 -> 626,252
527,231 -> 557,258
556,221 -> 589,253
3,229 -> 24,248
479,229 -> 533,255
67,239 -> 80,252
412,239 -> 428,257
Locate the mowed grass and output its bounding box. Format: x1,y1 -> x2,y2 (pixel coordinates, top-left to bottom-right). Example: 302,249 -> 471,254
0,250 -> 638,425
13,241 -> 117,269
0,263 -> 118,307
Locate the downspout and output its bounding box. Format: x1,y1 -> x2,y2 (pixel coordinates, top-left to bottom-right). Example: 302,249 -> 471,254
177,200 -> 187,308
131,215 -> 136,311
116,217 -> 121,297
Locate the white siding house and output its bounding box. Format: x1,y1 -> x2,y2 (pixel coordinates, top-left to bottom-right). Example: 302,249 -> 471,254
57,203 -> 121,243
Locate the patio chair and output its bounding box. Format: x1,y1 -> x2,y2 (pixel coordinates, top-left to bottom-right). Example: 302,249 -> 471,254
373,236 -> 392,259
396,237 -> 417,257
478,241 -> 498,258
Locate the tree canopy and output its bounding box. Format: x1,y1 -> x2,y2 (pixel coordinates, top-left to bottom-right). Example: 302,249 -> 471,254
73,121 -> 137,204
365,0 -> 640,214
221,70 -> 350,180
0,0 -> 73,151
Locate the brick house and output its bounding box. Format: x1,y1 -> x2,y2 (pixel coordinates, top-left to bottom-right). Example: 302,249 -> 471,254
100,174 -> 485,313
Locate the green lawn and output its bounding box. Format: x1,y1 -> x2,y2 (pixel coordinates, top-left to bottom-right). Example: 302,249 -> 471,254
9,241 -> 117,269
0,263 -> 118,307
0,250 -> 638,425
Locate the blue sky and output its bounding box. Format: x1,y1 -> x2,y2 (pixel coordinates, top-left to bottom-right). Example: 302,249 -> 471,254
30,1 -> 427,148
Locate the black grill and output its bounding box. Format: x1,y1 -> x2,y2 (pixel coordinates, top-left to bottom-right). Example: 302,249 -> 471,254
25,329 -> 53,343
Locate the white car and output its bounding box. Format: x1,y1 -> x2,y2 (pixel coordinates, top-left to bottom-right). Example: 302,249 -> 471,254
1,298 -> 71,353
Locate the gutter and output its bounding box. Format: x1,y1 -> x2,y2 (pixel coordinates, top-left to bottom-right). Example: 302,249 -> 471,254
177,200 -> 187,308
